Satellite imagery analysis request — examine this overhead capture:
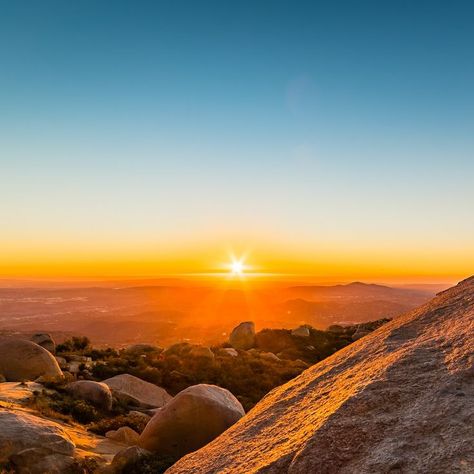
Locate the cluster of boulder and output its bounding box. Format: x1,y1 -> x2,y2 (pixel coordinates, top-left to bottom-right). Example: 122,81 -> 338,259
0,335 -> 246,473
56,353 -> 95,377
100,377 -> 244,471
0,319 -> 389,472
0,333 -> 98,383
227,319 -> 393,362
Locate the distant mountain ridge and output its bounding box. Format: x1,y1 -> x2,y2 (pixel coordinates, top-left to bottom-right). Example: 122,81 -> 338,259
287,281 -> 432,301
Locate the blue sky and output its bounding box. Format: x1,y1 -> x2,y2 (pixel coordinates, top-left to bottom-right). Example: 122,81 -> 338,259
1,1 -> 473,278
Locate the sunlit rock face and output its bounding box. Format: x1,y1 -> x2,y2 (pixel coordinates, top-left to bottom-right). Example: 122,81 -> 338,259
167,276 -> 474,474
139,384 -> 245,459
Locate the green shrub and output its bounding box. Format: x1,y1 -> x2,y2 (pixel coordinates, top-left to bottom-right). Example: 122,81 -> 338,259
89,412 -> 148,436
69,400 -> 99,424
29,390 -> 101,424
122,453 -> 177,474
56,336 -> 91,353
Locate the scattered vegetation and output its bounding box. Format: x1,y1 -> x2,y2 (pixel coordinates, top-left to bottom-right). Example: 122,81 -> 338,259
91,347 -> 306,411
56,336 -> 92,354
30,320 -> 390,427
122,453 -> 178,474
27,390 -> 100,424
28,378 -> 128,425
88,320 -> 389,411
89,412 -> 148,436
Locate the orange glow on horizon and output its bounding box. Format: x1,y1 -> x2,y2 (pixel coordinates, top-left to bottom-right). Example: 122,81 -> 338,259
0,236 -> 471,283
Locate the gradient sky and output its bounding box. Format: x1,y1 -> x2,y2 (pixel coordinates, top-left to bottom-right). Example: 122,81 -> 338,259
1,1 -> 473,280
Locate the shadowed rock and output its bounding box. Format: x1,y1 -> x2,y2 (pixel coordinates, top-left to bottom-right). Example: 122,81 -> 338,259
66,380 -> 113,410
106,426 -> 140,446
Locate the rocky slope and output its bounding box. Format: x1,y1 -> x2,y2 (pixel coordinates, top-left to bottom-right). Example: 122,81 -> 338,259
168,276 -> 474,474
0,382 -> 124,473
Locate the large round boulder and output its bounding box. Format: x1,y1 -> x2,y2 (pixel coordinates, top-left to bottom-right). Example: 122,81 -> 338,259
31,333 -> 55,354
0,339 -> 63,381
0,410 -> 75,474
66,380 -> 113,410
138,384 -> 245,458
229,321 -> 255,350
103,374 -> 172,408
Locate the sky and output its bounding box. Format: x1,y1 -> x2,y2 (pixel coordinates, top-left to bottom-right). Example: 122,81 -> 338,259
1,1 -> 473,281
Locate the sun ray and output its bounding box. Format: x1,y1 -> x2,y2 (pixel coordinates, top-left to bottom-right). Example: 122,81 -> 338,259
230,259 -> 244,275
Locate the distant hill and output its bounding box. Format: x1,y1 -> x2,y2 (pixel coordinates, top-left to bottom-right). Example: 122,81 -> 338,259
0,280 -> 437,346
286,281 -> 433,302
279,298 -> 411,328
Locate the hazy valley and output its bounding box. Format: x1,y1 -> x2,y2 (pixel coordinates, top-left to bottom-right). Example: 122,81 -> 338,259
0,279 -> 442,348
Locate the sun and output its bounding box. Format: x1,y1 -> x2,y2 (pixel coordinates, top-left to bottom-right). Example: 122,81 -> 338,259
230,259 -> 244,275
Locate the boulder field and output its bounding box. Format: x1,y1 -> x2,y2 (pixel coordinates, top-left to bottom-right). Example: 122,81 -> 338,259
0,382 -> 127,472
167,276 -> 474,474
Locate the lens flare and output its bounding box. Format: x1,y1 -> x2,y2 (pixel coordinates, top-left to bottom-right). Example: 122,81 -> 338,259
230,259 -> 244,275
